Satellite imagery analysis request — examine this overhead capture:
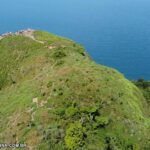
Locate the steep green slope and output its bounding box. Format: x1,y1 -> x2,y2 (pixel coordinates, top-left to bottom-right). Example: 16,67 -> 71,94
0,30 -> 150,150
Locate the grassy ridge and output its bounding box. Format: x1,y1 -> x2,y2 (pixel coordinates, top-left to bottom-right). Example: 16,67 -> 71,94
0,31 -> 150,150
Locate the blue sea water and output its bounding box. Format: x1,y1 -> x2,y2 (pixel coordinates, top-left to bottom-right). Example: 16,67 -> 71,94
0,0 -> 150,79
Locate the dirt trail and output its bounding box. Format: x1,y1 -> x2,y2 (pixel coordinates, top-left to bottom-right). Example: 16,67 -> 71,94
15,29 -> 45,44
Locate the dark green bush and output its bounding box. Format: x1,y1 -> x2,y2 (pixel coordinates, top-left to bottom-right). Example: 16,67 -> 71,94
105,136 -> 122,150
55,107 -> 66,116
76,47 -> 86,56
56,60 -> 65,66
137,78 -> 150,89
53,50 -> 66,59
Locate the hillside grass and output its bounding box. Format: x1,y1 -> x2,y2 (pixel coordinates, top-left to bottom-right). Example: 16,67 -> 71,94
0,31 -> 150,150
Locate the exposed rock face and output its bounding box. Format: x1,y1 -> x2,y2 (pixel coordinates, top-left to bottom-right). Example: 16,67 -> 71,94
0,32 -> 13,40
15,29 -> 35,39
0,29 -> 35,40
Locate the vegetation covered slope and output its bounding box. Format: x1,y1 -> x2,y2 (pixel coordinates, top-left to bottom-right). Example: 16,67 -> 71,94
0,30 -> 150,150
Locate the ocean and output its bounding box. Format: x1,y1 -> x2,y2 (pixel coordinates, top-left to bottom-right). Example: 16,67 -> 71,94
0,0 -> 150,79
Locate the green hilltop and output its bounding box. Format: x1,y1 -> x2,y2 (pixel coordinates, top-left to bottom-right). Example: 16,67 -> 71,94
0,30 -> 150,150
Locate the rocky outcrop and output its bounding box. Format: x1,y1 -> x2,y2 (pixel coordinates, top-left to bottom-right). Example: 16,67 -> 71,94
0,29 -> 35,40
15,29 -> 35,39
0,32 -> 13,40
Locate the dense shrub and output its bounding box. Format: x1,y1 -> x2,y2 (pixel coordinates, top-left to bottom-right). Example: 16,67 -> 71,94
56,60 -> 65,66
143,140 -> 150,150
133,79 -> 150,103
76,47 -> 86,56
53,50 -> 66,59
136,78 -> 150,89
65,106 -> 78,117
105,136 -> 122,150
95,116 -> 109,127
55,107 -> 66,116
65,122 -> 86,149
80,105 -> 99,114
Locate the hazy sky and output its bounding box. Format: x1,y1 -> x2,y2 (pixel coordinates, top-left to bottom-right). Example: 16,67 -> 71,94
1,0 -> 150,34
